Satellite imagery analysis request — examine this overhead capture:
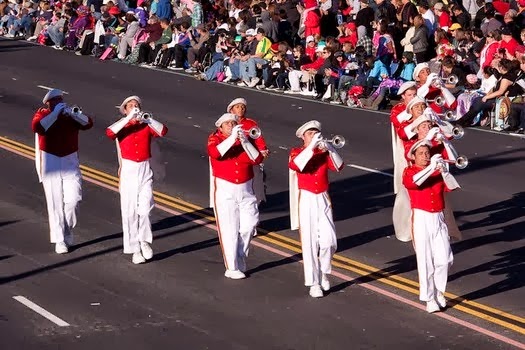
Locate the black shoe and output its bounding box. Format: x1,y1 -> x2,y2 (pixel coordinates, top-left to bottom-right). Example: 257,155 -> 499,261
516,128 -> 524,134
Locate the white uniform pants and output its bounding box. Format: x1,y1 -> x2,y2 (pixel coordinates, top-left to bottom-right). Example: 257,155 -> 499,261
412,209 -> 454,301
119,159 -> 154,254
252,164 -> 266,204
40,151 -> 82,244
213,177 -> 258,272
298,190 -> 337,287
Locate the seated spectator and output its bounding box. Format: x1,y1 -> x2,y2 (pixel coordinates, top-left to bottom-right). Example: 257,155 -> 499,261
441,55 -> 466,95
185,23 -> 210,73
47,10 -> 67,48
362,54 -> 389,97
64,6 -> 94,51
166,21 -> 191,69
356,25 -> 372,56
27,0 -> 53,41
116,11 -> 140,60
286,42 -> 326,95
137,17 -> 171,64
239,27 -> 273,88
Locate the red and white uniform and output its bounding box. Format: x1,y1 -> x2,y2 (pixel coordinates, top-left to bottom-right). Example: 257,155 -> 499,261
419,85 -> 457,114
289,147 -> 343,287
390,102 -> 415,242
402,165 -> 454,302
238,116 -> 268,204
106,119 -> 167,254
32,107 -> 93,244
208,131 -> 263,272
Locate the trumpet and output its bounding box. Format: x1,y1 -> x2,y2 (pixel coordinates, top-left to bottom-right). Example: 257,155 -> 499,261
427,96 -> 445,107
451,126 -> 464,139
432,75 -> 459,87
239,126 -> 261,139
135,111 -> 152,122
323,135 -> 346,149
436,110 -> 457,122
439,156 -> 469,170
67,105 -> 82,116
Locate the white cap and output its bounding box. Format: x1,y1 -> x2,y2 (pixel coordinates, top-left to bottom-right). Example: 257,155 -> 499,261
413,62 -> 430,81
397,81 -> 417,95
246,28 -> 256,36
215,113 -> 238,127
407,139 -> 432,160
296,120 -> 321,138
227,97 -> 247,112
405,96 -> 427,113
409,114 -> 432,132
119,95 -> 142,115
306,35 -> 315,43
42,89 -> 63,104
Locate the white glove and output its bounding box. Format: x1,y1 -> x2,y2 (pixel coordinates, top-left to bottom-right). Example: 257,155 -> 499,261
430,154 -> 443,170
425,127 -> 440,141
147,117 -> 165,136
307,132 -> 323,150
216,125 -> 240,156
426,73 -> 438,86
40,103 -> 66,131
126,107 -> 140,120
423,107 -> 437,119
417,84 -> 429,99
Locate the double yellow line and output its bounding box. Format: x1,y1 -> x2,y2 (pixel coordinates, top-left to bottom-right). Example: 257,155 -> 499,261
1,135 -> 523,336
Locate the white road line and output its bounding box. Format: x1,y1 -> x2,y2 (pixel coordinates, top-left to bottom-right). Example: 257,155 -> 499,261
13,296 -> 70,327
348,164 -> 393,177
36,85 -> 69,94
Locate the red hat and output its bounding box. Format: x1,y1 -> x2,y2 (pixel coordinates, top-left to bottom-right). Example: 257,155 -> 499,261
270,43 -> 280,54
304,0 -> 317,9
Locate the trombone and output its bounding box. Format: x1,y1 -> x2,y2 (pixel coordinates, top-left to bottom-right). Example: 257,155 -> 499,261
323,135 -> 346,149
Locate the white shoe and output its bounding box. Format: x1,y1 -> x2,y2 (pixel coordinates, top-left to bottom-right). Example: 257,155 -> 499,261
436,291 -> 447,308
426,300 -> 440,313
55,242 -> 68,254
321,274 -> 330,292
237,80 -> 248,87
4,33 -> 14,38
132,252 -> 146,264
284,90 -> 301,94
247,77 -> 260,88
140,242 -> 153,260
222,76 -> 232,83
309,285 -> 324,298
224,270 -> 246,279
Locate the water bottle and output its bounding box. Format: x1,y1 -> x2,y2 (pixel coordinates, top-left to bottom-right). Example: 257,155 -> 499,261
337,13 -> 343,26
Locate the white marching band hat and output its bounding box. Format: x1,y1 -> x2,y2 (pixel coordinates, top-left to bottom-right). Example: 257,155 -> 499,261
296,120 -> 321,138
397,81 -> 417,95
42,89 -> 63,104
215,113 -> 238,127
405,96 -> 427,113
227,98 -> 247,112
119,95 -> 142,115
409,114 -> 432,131
407,139 -> 432,160
413,62 -> 430,81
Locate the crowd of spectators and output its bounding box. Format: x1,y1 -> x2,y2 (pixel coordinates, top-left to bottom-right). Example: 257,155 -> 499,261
2,0 -> 525,133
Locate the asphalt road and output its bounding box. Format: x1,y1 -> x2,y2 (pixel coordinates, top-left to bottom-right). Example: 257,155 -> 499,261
0,38 -> 523,349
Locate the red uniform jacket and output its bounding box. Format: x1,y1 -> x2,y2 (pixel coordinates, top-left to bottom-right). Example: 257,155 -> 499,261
238,116 -> 268,151
106,119 -> 168,162
390,102 -> 417,142
420,85 -> 458,113
288,147 -> 343,194
403,165 -> 446,212
32,107 -> 93,157
208,131 -> 263,184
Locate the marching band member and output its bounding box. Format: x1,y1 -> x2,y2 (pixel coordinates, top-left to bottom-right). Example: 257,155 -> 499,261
32,89 -> 93,254
227,98 -> 270,205
289,120 -> 344,298
413,63 -> 457,114
106,96 -> 168,264
403,139 -> 459,313
391,82 -> 418,242
208,113 -> 263,280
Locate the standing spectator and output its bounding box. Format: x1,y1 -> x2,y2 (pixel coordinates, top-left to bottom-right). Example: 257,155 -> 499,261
451,4 -> 471,30
298,0 -> 321,39
432,2 -> 451,32
399,0 -> 418,34
31,89 -> 93,254
418,0 -> 436,38
410,14 -> 429,63
106,96 -> 168,264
